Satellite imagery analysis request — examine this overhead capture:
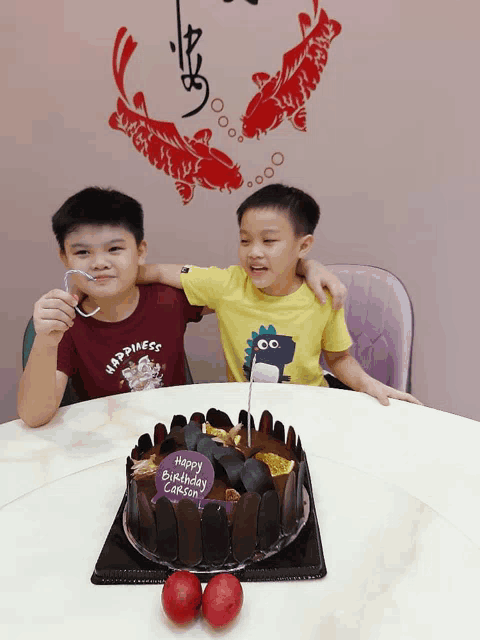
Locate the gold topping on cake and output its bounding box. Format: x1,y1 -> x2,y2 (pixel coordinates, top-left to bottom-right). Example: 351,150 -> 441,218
206,423 -> 241,446
225,488 -> 241,502
131,455 -> 159,477
254,453 -> 295,477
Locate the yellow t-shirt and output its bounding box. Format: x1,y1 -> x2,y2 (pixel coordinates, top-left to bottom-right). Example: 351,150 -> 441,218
181,266 -> 352,386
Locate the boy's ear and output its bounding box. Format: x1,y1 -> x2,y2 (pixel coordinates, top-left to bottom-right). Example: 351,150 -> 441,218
137,239 -> 148,265
298,234 -> 314,258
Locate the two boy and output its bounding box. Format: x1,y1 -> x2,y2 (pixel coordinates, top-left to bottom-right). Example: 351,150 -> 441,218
18,186 -> 352,427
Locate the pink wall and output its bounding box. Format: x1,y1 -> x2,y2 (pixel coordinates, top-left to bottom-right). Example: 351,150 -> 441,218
2,0 -> 479,422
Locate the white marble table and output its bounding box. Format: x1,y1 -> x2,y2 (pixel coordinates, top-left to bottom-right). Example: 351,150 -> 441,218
1,383 -> 479,639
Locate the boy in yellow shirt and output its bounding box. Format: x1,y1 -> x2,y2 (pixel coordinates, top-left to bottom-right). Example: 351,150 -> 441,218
142,184 -> 421,405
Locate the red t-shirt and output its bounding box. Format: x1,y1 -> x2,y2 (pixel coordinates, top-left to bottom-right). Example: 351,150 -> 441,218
57,284 -> 203,401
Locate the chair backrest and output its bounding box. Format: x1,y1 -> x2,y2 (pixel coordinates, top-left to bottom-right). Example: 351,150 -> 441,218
322,264 -> 414,393
22,317 -> 195,408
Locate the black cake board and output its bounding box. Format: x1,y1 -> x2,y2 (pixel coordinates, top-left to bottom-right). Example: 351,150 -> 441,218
91,462 -> 326,584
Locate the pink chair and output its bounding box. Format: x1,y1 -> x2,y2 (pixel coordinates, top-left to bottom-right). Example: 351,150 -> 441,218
321,265 -> 414,393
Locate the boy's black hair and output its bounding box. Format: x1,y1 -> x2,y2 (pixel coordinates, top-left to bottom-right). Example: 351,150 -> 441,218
236,183 -> 320,236
52,187 -> 144,252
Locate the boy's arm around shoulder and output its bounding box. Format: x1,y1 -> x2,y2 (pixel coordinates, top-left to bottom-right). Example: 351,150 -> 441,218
137,264 -> 185,289
137,263 -> 231,311
323,349 -> 423,406
17,289 -> 76,427
298,259 -> 347,311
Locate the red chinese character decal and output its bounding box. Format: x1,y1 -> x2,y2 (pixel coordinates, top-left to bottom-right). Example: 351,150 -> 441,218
241,0 -> 341,139
108,0 -> 342,204
109,28 -> 243,205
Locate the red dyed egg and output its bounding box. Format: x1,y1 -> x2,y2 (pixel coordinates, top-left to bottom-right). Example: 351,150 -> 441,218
202,573 -> 243,628
161,571 -> 202,625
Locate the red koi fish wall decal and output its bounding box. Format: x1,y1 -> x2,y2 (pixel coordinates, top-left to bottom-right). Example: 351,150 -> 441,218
241,0 -> 341,139
109,28 -> 243,205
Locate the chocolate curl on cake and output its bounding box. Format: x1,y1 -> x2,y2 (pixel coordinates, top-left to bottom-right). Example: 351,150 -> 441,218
232,492 -> 261,563
238,409 -> 256,431
281,470 -> 297,535
286,426 -> 296,451
240,458 -> 275,495
154,423 -> 167,446
196,436 -> 222,466
170,414 -> 187,433
154,497 -> 178,562
201,503 -> 230,566
137,491 -> 157,552
296,460 -> 306,520
257,490 -> 281,550
273,420 -> 285,443
259,410 -> 273,436
137,433 -> 153,456
189,412 -> 205,425
159,429 -> 186,454
213,446 -> 245,463
184,420 -> 203,451
216,453 -> 245,492
176,499 -> 203,567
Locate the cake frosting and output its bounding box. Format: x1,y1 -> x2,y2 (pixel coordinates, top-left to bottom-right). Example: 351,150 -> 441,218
124,408 -> 308,571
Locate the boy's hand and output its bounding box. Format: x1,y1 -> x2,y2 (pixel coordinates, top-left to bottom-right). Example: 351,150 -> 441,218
33,289 -> 78,346
360,377 -> 423,407
324,350 -> 423,407
299,260 -> 347,310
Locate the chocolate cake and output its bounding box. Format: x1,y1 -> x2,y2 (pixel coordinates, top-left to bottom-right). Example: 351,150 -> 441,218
124,408 -> 308,571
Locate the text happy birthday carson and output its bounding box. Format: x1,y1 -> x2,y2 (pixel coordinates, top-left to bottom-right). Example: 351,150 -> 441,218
154,451 -> 215,502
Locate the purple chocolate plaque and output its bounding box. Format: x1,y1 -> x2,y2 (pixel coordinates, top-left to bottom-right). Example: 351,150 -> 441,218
153,451 -> 215,504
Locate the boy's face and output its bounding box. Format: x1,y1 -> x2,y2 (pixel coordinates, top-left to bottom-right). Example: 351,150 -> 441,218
238,207 -> 313,296
60,224 -> 147,299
